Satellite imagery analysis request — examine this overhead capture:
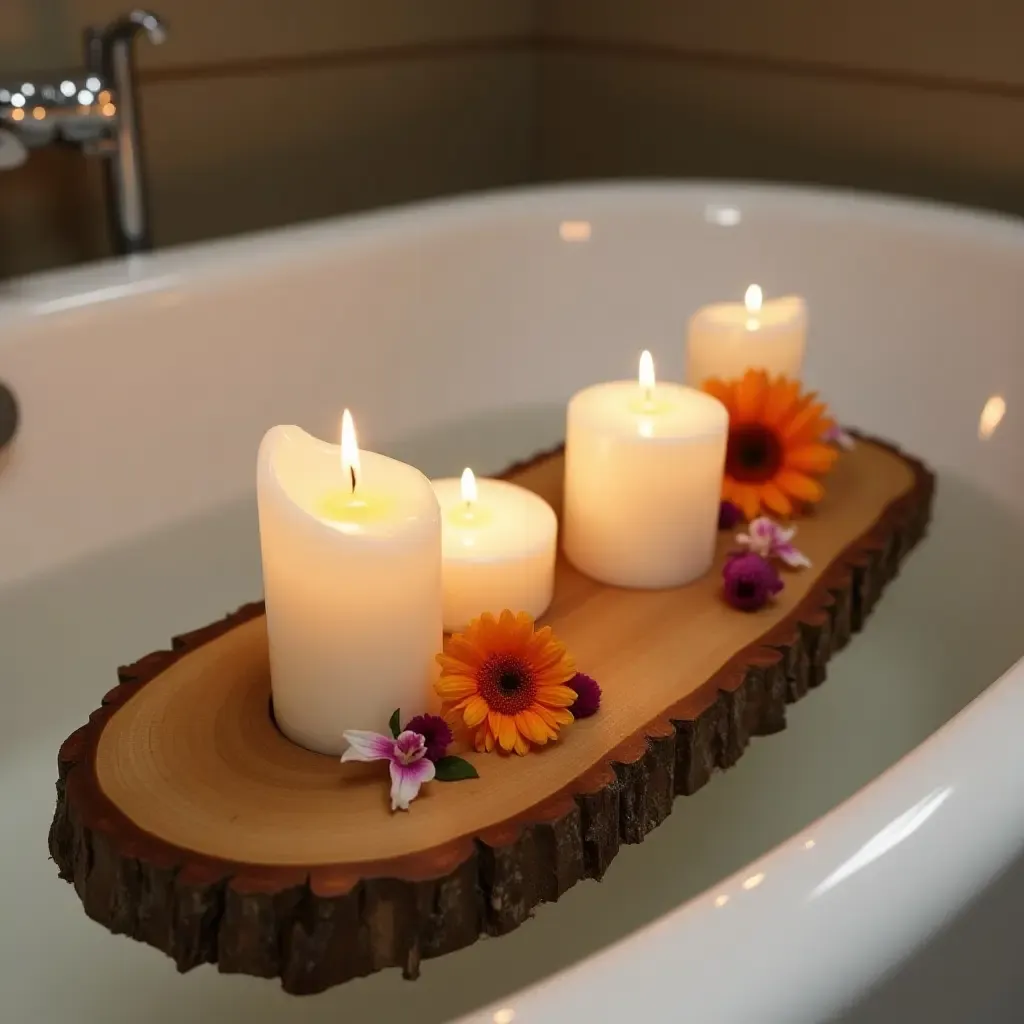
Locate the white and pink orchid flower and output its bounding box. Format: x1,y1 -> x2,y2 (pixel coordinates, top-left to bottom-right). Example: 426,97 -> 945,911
737,516 -> 811,569
822,423 -> 855,451
341,729 -> 436,811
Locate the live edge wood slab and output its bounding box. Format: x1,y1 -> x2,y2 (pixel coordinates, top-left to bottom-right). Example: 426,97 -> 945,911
49,435 -> 933,995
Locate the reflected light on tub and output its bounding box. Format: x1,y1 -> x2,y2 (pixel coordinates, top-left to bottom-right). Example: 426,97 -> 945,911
978,395 -> 1006,439
714,894 -> 730,907
804,839 -> 816,850
493,1008 -> 516,1024
810,786 -> 952,900
742,872 -> 765,891
559,220 -> 591,242
704,204 -> 742,227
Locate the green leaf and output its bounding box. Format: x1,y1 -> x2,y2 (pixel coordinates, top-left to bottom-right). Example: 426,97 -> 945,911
434,755 -> 479,782
389,708 -> 401,739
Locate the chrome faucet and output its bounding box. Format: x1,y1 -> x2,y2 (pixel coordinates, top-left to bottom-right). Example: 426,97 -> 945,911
0,10 -> 166,255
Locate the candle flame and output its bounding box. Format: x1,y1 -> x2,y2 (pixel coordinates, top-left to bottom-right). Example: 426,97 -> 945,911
638,349 -> 656,390
460,467 -> 478,505
340,408 -> 361,492
744,284 -> 763,313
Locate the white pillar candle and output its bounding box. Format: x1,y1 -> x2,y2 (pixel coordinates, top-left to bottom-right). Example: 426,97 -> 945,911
257,412 -> 441,755
563,351 -> 728,589
432,468 -> 557,632
686,285 -> 807,386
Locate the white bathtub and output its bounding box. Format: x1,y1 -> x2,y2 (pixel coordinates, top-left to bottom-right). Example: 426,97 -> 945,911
2,182 -> 1023,1023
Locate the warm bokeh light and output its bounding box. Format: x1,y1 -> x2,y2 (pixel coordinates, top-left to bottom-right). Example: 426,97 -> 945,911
559,219 -> 591,242
714,894 -> 729,907
340,409 -> 361,490
742,872 -> 765,890
460,467 -> 478,505
493,1009 -> 515,1024
978,394 -> 1006,439
11,109 -> 24,122
102,102 -> 116,117
32,106 -> 45,120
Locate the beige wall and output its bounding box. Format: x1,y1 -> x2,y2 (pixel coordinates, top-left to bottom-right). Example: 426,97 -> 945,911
0,1 -> 536,278
536,2 -> 1024,214
4,2 -> 1024,279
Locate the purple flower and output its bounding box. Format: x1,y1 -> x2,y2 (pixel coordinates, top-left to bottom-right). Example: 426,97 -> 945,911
404,714 -> 453,762
718,500 -> 742,530
722,553 -> 784,612
822,423 -> 855,451
568,673 -> 602,719
341,729 -> 436,811
737,516 -> 811,569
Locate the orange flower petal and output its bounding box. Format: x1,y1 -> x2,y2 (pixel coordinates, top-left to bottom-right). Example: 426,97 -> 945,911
760,481 -> 793,517
488,710 -> 503,739
497,714 -> 519,752
785,443 -> 838,474
517,709 -> 554,744
776,469 -> 825,503
533,705 -> 573,729
701,377 -> 734,407
781,400 -> 827,442
462,695 -> 489,728
474,723 -> 494,753
733,369 -> 768,423
434,675 -> 478,701
513,732 -> 530,756
761,378 -> 801,427
733,483 -> 762,521
536,684 -> 578,708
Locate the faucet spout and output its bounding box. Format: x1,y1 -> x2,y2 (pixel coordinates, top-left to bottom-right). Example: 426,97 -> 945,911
97,10 -> 167,254
103,10 -> 168,47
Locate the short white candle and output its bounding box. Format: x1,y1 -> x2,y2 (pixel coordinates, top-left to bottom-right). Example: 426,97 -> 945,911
432,468 -> 557,632
257,412 -> 441,755
563,352 -> 728,589
686,285 -> 807,386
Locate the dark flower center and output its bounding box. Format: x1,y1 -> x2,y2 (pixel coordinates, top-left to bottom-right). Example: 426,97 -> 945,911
478,653 -> 537,715
726,424 -> 783,483
735,580 -> 756,599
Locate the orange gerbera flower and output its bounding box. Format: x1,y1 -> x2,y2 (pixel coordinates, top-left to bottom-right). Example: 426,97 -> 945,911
435,610 -> 576,755
702,370 -> 838,520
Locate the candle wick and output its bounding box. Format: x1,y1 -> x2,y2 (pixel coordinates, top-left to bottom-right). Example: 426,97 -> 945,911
349,465 -> 357,493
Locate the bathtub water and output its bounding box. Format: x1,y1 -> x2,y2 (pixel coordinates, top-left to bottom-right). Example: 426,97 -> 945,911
2,182 -> 1023,1022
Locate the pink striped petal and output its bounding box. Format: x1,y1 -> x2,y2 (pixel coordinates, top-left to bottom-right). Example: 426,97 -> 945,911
340,730 -> 395,763
776,543 -> 811,569
389,756 -> 436,811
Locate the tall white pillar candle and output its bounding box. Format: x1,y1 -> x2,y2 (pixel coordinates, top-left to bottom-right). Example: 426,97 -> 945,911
432,468 -> 557,632
563,352 -> 729,589
257,412 -> 441,755
686,285 -> 807,386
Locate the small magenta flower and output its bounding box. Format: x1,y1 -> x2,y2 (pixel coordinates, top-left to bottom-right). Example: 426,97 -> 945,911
568,672 -> 602,718
822,423 -> 855,451
718,500 -> 742,530
737,516 -> 810,569
341,729 -> 436,811
723,553 -> 784,612
404,714 -> 453,763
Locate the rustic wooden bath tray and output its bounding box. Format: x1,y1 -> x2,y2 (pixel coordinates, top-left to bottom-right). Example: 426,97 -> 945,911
48,436 -> 933,994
